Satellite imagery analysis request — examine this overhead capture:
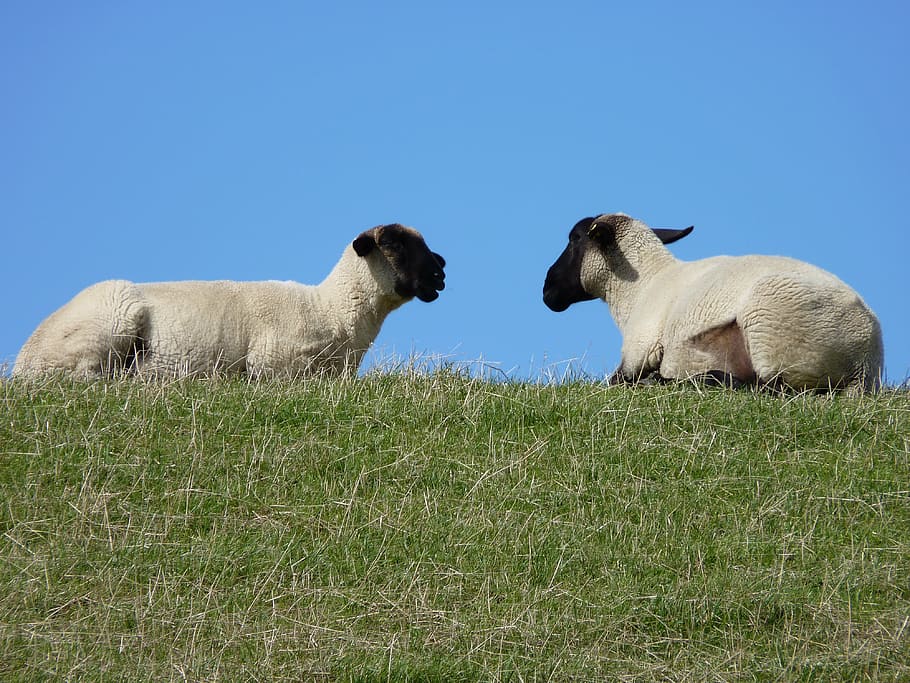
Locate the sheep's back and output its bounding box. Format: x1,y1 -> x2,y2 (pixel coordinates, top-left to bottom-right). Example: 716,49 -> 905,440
135,280 -> 327,374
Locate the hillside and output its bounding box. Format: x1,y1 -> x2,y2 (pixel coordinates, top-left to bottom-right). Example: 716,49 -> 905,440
2,374 -> 908,681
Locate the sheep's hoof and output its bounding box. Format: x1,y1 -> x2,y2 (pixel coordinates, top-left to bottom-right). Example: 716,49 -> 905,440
608,370 -> 666,386
637,372 -> 667,386
692,370 -> 753,390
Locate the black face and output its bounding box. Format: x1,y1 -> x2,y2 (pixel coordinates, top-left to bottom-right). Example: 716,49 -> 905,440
542,217 -> 599,312
543,214 -> 694,312
354,224 -> 446,302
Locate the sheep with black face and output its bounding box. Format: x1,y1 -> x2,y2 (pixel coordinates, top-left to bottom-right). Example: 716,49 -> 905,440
15,223 -> 446,378
543,213 -> 882,393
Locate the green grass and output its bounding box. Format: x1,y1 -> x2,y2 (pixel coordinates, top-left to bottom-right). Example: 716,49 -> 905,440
1,371 -> 908,681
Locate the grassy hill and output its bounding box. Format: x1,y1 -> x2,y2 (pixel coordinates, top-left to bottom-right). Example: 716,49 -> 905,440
1,372 -> 908,681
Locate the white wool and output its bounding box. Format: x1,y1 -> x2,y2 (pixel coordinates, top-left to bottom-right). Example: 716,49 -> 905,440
14,243 -> 413,378
579,215 -> 883,392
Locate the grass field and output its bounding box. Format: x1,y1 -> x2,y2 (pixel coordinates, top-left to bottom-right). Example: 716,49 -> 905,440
1,370 -> 908,681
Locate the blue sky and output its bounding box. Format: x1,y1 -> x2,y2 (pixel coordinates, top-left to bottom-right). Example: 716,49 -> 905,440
2,2 -> 908,383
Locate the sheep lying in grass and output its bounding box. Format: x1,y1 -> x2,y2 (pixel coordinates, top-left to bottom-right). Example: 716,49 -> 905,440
543,213 -> 883,393
14,223 -> 446,378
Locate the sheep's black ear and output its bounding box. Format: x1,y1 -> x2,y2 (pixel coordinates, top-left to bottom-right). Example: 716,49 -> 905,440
652,226 -> 694,245
587,221 -> 615,246
353,234 -> 376,257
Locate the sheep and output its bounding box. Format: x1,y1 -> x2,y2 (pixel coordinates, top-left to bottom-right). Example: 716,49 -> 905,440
14,223 -> 446,379
542,213 -> 883,393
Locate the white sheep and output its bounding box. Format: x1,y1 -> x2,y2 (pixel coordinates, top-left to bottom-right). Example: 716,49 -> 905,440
543,213 -> 883,392
14,223 -> 446,378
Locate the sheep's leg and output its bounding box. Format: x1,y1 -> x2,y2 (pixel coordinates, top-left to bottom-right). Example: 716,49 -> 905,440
611,339 -> 665,385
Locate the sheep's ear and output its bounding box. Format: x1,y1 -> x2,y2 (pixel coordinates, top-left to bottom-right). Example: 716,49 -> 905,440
352,234 -> 376,257
652,226 -> 694,245
587,221 -> 615,246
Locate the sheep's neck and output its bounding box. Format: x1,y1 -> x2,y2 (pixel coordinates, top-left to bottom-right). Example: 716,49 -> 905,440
320,248 -> 401,344
602,244 -> 678,331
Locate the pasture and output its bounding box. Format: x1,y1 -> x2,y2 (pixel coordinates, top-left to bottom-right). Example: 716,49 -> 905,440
1,371 -> 908,681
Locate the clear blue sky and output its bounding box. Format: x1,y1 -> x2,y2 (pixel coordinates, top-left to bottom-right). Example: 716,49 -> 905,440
2,3 -> 908,383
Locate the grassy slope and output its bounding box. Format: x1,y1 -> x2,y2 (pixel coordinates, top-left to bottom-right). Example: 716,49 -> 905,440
1,373 -> 908,681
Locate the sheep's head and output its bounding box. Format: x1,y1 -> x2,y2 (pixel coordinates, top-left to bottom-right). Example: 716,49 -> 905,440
352,224 -> 446,302
543,213 -> 692,312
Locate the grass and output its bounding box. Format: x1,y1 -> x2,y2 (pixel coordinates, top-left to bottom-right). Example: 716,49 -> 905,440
1,370 -> 908,681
